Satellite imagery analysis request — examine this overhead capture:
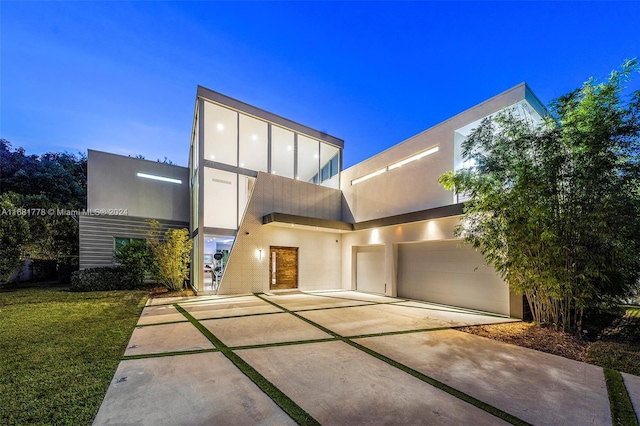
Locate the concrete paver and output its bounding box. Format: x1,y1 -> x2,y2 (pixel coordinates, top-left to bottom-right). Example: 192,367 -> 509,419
355,329 -> 611,426
261,293 -> 373,311
93,352 -> 296,426
298,303 -> 516,336
200,313 -> 333,347
96,291 -> 627,425
180,295 -> 283,319
622,372 -> 640,420
124,322 -> 214,356
236,340 -> 508,425
137,305 -> 188,325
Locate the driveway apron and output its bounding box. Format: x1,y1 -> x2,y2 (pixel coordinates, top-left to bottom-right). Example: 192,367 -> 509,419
94,291 -> 621,425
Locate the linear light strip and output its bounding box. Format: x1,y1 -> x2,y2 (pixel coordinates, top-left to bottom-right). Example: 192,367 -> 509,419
351,167 -> 387,185
351,145 -> 439,185
136,172 -> 182,184
388,146 -> 439,170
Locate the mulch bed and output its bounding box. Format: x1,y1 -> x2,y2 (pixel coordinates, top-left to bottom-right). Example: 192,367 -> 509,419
458,322 -> 589,362
147,287 -> 196,298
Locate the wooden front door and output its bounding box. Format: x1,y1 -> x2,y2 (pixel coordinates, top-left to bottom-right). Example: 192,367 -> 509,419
269,246 -> 298,290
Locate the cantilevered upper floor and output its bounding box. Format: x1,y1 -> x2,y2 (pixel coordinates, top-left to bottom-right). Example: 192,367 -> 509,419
339,82 -> 546,223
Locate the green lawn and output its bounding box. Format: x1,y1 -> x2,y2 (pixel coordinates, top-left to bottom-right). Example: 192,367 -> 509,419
0,286 -> 148,425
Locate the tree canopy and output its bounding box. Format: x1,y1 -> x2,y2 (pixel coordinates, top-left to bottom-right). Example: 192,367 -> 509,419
0,140 -> 87,268
439,60 -> 640,330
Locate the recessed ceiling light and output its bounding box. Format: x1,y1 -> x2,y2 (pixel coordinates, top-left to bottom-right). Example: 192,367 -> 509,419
216,123 -> 224,131
313,154 -> 319,159
210,155 -> 215,159
251,134 -> 258,141
287,146 -> 292,151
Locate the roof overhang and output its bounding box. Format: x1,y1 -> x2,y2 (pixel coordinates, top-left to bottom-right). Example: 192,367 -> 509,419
262,203 -> 465,233
262,213 -> 353,232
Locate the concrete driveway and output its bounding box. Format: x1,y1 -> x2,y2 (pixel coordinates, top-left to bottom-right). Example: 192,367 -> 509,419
93,290 -> 629,425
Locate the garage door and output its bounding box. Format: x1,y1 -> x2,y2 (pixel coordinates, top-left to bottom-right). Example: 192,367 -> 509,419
356,246 -> 385,294
397,240 -> 509,315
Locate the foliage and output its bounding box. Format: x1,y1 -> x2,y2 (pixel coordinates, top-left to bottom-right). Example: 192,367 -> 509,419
0,192 -> 29,283
70,267 -> 138,291
115,239 -> 155,287
0,139 -> 87,207
146,219 -> 192,292
439,60 -> 640,330
0,286 -> 147,425
1,140 -> 86,272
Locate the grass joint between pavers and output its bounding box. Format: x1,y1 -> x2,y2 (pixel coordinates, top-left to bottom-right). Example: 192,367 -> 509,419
174,303 -> 320,426
604,368 -> 639,426
253,293 -> 531,426
121,348 -> 220,360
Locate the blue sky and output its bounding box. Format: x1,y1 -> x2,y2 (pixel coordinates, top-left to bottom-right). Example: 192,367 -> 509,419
2,1 -> 639,168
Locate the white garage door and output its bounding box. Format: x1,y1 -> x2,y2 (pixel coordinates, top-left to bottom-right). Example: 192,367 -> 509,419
397,240 -> 509,315
356,246 -> 385,294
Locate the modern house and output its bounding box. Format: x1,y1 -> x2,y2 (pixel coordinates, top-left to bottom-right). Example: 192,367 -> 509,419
80,82 -> 545,318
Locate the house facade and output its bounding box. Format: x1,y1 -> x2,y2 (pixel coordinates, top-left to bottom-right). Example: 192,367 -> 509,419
80,83 -> 545,318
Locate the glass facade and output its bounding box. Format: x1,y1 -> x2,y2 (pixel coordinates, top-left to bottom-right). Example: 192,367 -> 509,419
239,114 -> 268,172
204,101 -> 238,166
238,175 -> 256,226
191,93 -> 342,293
271,125 -> 295,178
204,168 -> 238,229
320,143 -> 340,188
203,235 -> 234,291
297,135 -> 320,183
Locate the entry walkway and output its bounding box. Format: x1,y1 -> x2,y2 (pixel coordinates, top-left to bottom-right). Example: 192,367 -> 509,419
94,291 -> 626,425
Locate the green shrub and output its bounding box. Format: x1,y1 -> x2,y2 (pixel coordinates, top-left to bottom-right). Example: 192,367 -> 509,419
114,239 -> 155,287
57,258 -> 79,284
70,267 -> 136,292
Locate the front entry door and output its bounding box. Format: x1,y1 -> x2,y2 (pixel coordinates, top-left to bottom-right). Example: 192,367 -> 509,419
269,246 -> 298,290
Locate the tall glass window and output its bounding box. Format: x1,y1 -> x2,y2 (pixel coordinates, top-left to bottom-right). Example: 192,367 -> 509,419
204,168 -> 238,229
192,111 -> 199,172
238,175 -> 256,226
191,175 -> 199,231
192,237 -> 200,291
204,101 -> 238,167
320,143 -> 340,188
239,114 -> 268,172
271,126 -> 295,178
297,135 -> 319,183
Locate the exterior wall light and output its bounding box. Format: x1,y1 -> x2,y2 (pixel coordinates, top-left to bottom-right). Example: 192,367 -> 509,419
351,168 -> 387,185
136,172 -> 182,184
388,146 -> 439,170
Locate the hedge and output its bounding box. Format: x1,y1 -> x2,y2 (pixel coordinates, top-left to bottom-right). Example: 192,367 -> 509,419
70,267 -> 138,292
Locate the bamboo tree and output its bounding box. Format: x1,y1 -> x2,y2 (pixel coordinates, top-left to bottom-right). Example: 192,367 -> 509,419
439,59 -> 640,330
146,220 -> 192,292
